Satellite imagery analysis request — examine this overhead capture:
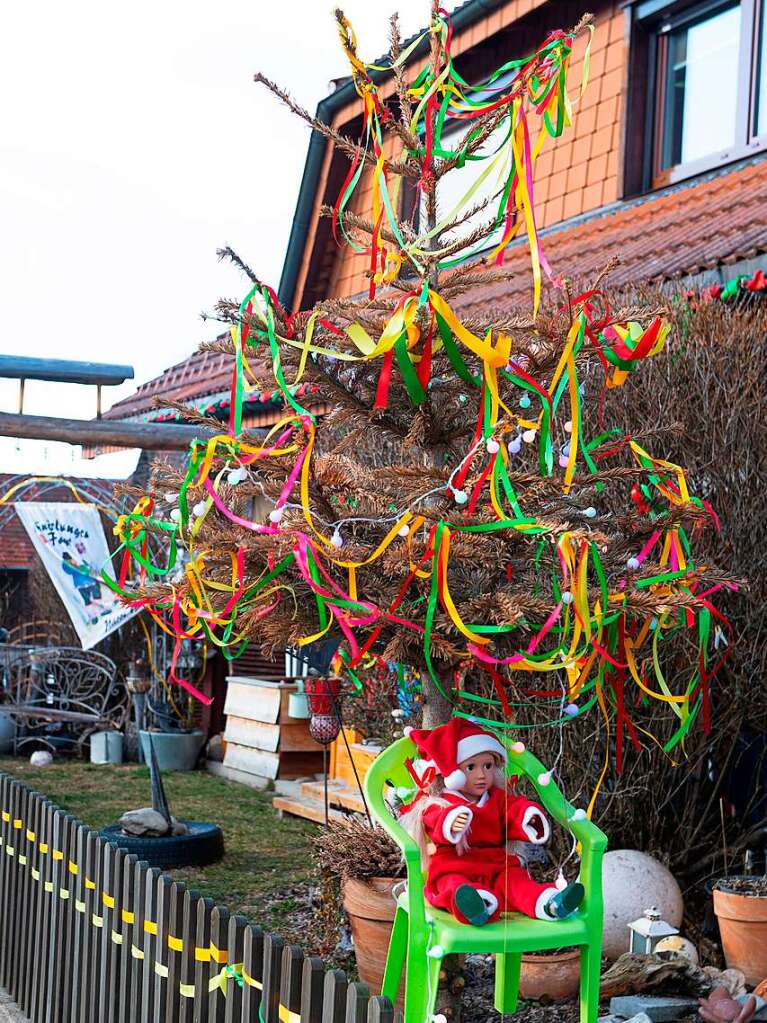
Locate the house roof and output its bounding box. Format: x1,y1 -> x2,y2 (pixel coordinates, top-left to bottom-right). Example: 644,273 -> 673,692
104,349 -> 232,421
451,155 -> 767,315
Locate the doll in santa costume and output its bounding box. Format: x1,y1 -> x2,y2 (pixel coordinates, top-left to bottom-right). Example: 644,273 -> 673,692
399,718 -> 584,927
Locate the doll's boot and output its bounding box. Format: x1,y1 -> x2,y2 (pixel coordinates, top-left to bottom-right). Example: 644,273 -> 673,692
454,884 -> 491,925
543,882 -> 584,919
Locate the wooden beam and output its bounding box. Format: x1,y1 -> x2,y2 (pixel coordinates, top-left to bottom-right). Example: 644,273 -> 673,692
0,412 -> 217,451
0,355 -> 134,386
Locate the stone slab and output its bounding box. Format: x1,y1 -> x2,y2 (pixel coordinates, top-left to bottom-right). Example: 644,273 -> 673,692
610,996 -> 699,1021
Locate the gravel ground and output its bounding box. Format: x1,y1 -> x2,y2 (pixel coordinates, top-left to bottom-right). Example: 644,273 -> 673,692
0,991 -> 29,1023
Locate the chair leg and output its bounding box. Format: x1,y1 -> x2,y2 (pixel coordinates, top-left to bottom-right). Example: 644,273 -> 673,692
494,952 -> 521,1015
382,906 -> 407,1003
579,942 -> 602,1023
403,937 -> 432,1023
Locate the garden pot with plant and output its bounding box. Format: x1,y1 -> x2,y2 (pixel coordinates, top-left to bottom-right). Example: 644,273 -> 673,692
315,818 -> 406,1002
713,876 -> 767,986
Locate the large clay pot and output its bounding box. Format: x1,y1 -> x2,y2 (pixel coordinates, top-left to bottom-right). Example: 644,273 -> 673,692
519,949 -> 581,1001
342,876 -> 403,1005
713,881 -> 767,986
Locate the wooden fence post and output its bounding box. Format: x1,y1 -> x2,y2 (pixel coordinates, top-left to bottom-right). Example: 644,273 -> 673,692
140,866 -> 162,1023
177,888 -> 201,1023
0,775 -> 10,988
47,800 -> 68,1023
130,860 -> 150,1023
15,786 -> 35,1015
153,871 -> 174,1022
209,904 -> 230,1023
262,933 -> 285,1023
35,800 -> 56,1023
241,925 -> 264,1022
366,997 -> 394,1023
280,946 -> 304,1023
86,833 -> 106,1018
5,782 -> 23,1000
164,879 -> 187,1021
224,913 -> 247,1023
193,896 -> 215,1023
300,955 -> 326,1023
56,814 -> 78,1022
345,982 -> 370,1023
322,971 -> 348,1023
117,853 -> 138,1023
68,823 -> 88,1023
105,844 -> 127,1023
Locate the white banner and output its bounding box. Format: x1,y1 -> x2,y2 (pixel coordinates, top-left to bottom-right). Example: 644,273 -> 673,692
14,502 -> 138,649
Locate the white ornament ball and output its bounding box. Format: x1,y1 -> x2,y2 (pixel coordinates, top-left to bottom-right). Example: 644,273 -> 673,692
30,750 -> 53,767
627,557 -> 640,570
562,443 -> 571,458
192,501 -> 207,518
330,529 -> 343,549
537,771 -> 552,786
453,489 -> 468,505
570,808 -> 587,821
165,492 -> 179,504
390,709 -> 404,719
269,507 -> 284,523
398,524 -> 410,537
564,420 -> 573,434
522,429 -> 537,444
486,438 -> 500,454
227,469 -> 242,486
565,703 -> 579,717
511,741 -> 525,754
559,455 -> 569,468
427,945 -> 445,959
561,590 -> 574,604
582,507 -> 597,519
601,849 -> 684,961
654,935 -> 699,965
169,509 -> 182,523
432,1015 -> 448,1023
508,438 -> 522,455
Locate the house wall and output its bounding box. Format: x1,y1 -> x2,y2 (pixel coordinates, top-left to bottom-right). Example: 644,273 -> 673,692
293,0 -> 627,308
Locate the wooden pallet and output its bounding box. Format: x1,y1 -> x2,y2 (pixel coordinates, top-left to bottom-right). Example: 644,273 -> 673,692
272,793 -> 349,825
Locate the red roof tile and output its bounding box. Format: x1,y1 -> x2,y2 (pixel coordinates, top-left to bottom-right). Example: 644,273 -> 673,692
453,157 -> 767,316
107,157 -> 767,422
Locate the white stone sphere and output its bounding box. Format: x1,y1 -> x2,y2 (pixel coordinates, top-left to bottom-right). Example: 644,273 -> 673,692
601,849 -> 683,961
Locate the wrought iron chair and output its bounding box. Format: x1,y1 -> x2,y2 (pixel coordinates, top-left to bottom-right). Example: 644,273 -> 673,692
0,646 -> 128,754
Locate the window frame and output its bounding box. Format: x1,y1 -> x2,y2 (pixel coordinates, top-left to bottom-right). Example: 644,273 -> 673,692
626,0 -> 767,193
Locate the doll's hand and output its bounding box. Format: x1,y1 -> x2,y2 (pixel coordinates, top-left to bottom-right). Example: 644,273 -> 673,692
452,810 -> 472,834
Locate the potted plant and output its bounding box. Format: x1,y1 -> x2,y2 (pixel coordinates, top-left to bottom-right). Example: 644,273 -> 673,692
713,875 -> 767,986
139,689 -> 204,772
315,818 -> 405,1000
518,948 -> 581,1001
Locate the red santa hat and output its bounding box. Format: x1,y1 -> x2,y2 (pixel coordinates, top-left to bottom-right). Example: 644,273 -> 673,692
404,718 -> 506,791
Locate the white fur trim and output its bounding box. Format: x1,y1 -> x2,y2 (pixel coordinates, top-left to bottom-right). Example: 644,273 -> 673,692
535,887 -> 560,920
476,791 -> 490,807
476,889 -> 499,917
442,805 -> 473,843
522,805 -> 550,844
455,733 -> 507,766
444,768 -> 467,790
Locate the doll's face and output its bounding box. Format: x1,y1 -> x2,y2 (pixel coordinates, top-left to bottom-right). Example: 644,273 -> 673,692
458,753 -> 499,798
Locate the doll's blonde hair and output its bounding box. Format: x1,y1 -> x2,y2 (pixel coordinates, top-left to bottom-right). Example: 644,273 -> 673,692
398,752 -> 508,867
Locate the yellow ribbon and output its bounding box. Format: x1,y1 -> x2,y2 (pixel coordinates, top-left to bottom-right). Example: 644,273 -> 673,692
168,935 -> 184,953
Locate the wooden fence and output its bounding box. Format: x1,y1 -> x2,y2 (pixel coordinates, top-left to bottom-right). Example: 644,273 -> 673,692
0,773 -> 399,1023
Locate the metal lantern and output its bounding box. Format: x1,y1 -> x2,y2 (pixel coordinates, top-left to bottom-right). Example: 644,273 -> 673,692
628,907 -> 679,955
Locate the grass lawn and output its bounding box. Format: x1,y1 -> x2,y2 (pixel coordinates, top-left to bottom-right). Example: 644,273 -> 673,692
0,756 -> 317,940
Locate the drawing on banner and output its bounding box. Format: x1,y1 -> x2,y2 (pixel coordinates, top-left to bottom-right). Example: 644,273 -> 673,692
14,502 -> 138,649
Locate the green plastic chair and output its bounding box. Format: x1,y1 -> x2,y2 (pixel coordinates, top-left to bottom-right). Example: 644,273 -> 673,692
364,735 -> 608,1023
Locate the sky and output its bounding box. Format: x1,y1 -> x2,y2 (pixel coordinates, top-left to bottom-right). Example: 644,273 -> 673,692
0,0 -> 459,477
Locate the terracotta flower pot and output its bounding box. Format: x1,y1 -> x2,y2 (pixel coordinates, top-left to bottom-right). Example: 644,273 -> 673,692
713,882 -> 767,986
342,876 -> 403,1005
519,949 -> 581,1002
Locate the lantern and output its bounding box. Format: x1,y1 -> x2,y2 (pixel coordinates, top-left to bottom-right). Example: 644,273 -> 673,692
628,907 -> 680,955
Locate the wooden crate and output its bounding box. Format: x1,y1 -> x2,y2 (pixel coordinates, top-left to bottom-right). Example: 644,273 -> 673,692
221,677 -> 324,781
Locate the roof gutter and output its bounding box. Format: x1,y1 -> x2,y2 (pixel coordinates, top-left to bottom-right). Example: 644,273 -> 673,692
277,0 -> 508,311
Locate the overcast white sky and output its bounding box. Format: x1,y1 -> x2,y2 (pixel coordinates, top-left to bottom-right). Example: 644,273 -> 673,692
0,0 -> 459,476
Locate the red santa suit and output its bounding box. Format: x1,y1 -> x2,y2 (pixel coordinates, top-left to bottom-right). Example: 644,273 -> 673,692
421,785 -> 558,922
402,718 -> 559,924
